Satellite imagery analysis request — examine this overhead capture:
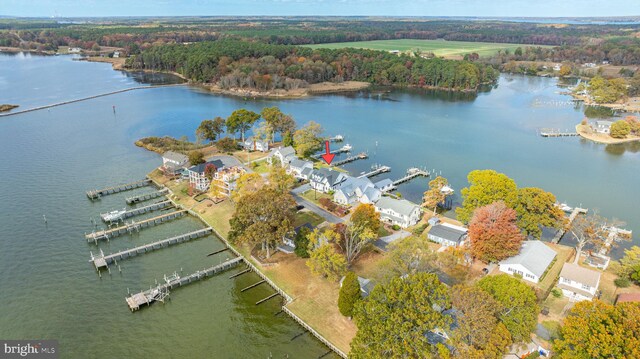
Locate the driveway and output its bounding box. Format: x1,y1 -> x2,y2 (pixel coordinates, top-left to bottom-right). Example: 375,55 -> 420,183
290,187 -> 343,224
373,230 -> 411,251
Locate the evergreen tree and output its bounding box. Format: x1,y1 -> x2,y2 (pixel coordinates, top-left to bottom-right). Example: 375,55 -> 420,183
338,271 -> 362,317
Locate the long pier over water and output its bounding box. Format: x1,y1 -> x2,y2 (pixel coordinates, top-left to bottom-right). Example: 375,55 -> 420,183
0,84 -> 187,117
86,179 -> 151,200
101,200 -> 173,222
125,257 -> 244,311
90,228 -> 212,269
126,188 -> 168,204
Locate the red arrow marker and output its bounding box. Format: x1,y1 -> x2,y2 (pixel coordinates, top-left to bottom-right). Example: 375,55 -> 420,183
321,141 -> 335,165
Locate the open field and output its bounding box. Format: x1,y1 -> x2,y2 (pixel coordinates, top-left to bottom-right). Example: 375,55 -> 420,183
306,39 -> 549,58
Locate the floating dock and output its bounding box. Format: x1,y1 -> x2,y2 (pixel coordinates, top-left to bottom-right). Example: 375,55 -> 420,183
391,168 -> 430,187
90,228 -> 213,269
101,200 -> 173,223
85,210 -> 187,243
125,257 -> 243,311
358,165 -> 391,178
86,179 -> 151,200
125,188 -> 168,205
552,207 -> 588,244
333,152 -> 368,166
540,128 -> 579,137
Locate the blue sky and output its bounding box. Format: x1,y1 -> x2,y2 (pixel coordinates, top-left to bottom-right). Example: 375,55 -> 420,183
2,0 -> 639,18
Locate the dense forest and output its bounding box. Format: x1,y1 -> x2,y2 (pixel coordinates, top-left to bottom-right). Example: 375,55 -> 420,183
125,39 -> 498,91
487,37 -> 640,66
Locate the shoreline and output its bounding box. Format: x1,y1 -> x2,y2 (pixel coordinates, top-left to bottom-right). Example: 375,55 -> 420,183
569,92 -> 640,113
200,81 -> 372,99
576,124 -> 640,144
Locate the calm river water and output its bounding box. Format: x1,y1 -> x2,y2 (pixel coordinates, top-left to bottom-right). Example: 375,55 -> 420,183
0,53 -> 638,358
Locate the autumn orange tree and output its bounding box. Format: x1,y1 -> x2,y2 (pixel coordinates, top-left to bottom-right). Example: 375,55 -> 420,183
554,300 -> 640,359
468,201 -> 524,263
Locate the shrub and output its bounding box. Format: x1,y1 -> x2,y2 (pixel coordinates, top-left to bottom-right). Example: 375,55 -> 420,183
188,150 -> 205,165
412,223 -> 428,235
216,136 -> 238,152
614,277 -> 631,288
611,120 -> 631,139
392,224 -> 401,231
551,288 -> 563,298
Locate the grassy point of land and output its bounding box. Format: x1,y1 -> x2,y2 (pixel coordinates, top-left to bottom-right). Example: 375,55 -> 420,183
306,39 -> 549,59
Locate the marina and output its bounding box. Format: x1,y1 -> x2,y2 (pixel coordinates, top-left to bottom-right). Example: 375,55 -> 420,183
85,210 -> 187,243
125,257 -> 244,311
86,179 -> 151,200
89,228 -> 213,269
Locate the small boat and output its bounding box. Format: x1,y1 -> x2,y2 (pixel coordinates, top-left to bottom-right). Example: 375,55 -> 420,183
557,203 -> 573,213
101,208 -> 126,222
440,185 -> 454,195
341,144 -> 352,151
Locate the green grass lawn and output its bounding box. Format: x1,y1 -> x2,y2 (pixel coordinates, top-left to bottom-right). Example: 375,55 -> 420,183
300,189 -> 333,207
294,211 -> 325,227
306,39 -> 549,58
250,159 -> 271,174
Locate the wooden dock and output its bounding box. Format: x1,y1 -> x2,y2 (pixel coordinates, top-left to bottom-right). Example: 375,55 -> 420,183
328,135 -> 344,142
85,210 -> 187,243
126,188 -> 168,205
86,179 -> 151,200
358,165 -> 391,179
312,144 -> 352,159
540,128 -> 580,137
391,168 -> 430,186
101,200 -> 173,223
125,257 -> 243,311
552,207 -> 588,244
333,152 -> 368,166
90,228 -> 213,269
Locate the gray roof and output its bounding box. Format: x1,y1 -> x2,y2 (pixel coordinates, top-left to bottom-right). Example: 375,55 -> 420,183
311,168 -> 344,186
301,167 -> 314,177
560,263 -> 601,288
289,158 -> 311,169
163,151 -> 188,163
188,160 -> 222,174
374,178 -> 393,188
428,224 -> 467,244
272,146 -> 296,158
363,187 -> 381,200
500,241 -> 557,278
375,196 -> 420,217
595,120 -> 613,127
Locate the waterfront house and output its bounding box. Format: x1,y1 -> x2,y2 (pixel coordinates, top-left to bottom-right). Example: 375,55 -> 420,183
558,263 -> 601,301
269,146 -> 296,165
340,275 -> 375,297
112,51 -> 121,58
211,166 -> 245,196
309,168 -> 348,193
553,64 -> 562,71
359,187 -> 382,204
333,176 -> 377,205
374,178 -> 394,192
499,241 -> 557,284
241,137 -> 270,152
68,47 -> 81,53
161,151 -> 189,176
187,159 -> 226,192
593,120 -> 613,134
288,159 -> 314,179
374,197 -> 421,228
427,223 -> 468,247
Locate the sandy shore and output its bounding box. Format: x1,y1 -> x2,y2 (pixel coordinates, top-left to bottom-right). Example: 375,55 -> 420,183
576,124 -> 640,144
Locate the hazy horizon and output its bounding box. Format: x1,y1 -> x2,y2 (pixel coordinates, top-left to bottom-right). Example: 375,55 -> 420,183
3,0 -> 639,18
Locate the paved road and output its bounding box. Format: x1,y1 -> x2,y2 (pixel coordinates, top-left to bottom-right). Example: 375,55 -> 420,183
373,230 -> 411,251
290,185 -> 343,224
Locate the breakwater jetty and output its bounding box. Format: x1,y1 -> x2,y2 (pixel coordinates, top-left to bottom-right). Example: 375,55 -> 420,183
0,84 -> 186,117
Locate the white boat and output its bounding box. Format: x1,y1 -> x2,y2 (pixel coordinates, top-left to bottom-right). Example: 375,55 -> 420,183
101,208 -> 126,222
557,203 -> 573,212
341,144 -> 352,151
440,185 -> 454,195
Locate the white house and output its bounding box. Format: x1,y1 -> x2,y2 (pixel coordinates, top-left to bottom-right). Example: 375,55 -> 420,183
427,223 -> 468,247
499,241 -> 557,284
593,120 -> 613,134
241,137 -> 269,152
374,197 -> 422,228
288,159 -> 314,179
113,51 -> 121,58
68,47 -> 81,53
161,151 -> 189,175
359,187 -> 382,204
309,168 -> 348,193
333,176 -> 377,205
278,223 -> 314,254
553,64 -> 562,71
269,146 -> 296,165
558,263 -> 601,301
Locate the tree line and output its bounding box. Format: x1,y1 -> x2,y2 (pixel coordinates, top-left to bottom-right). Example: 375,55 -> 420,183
125,39 -> 499,91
